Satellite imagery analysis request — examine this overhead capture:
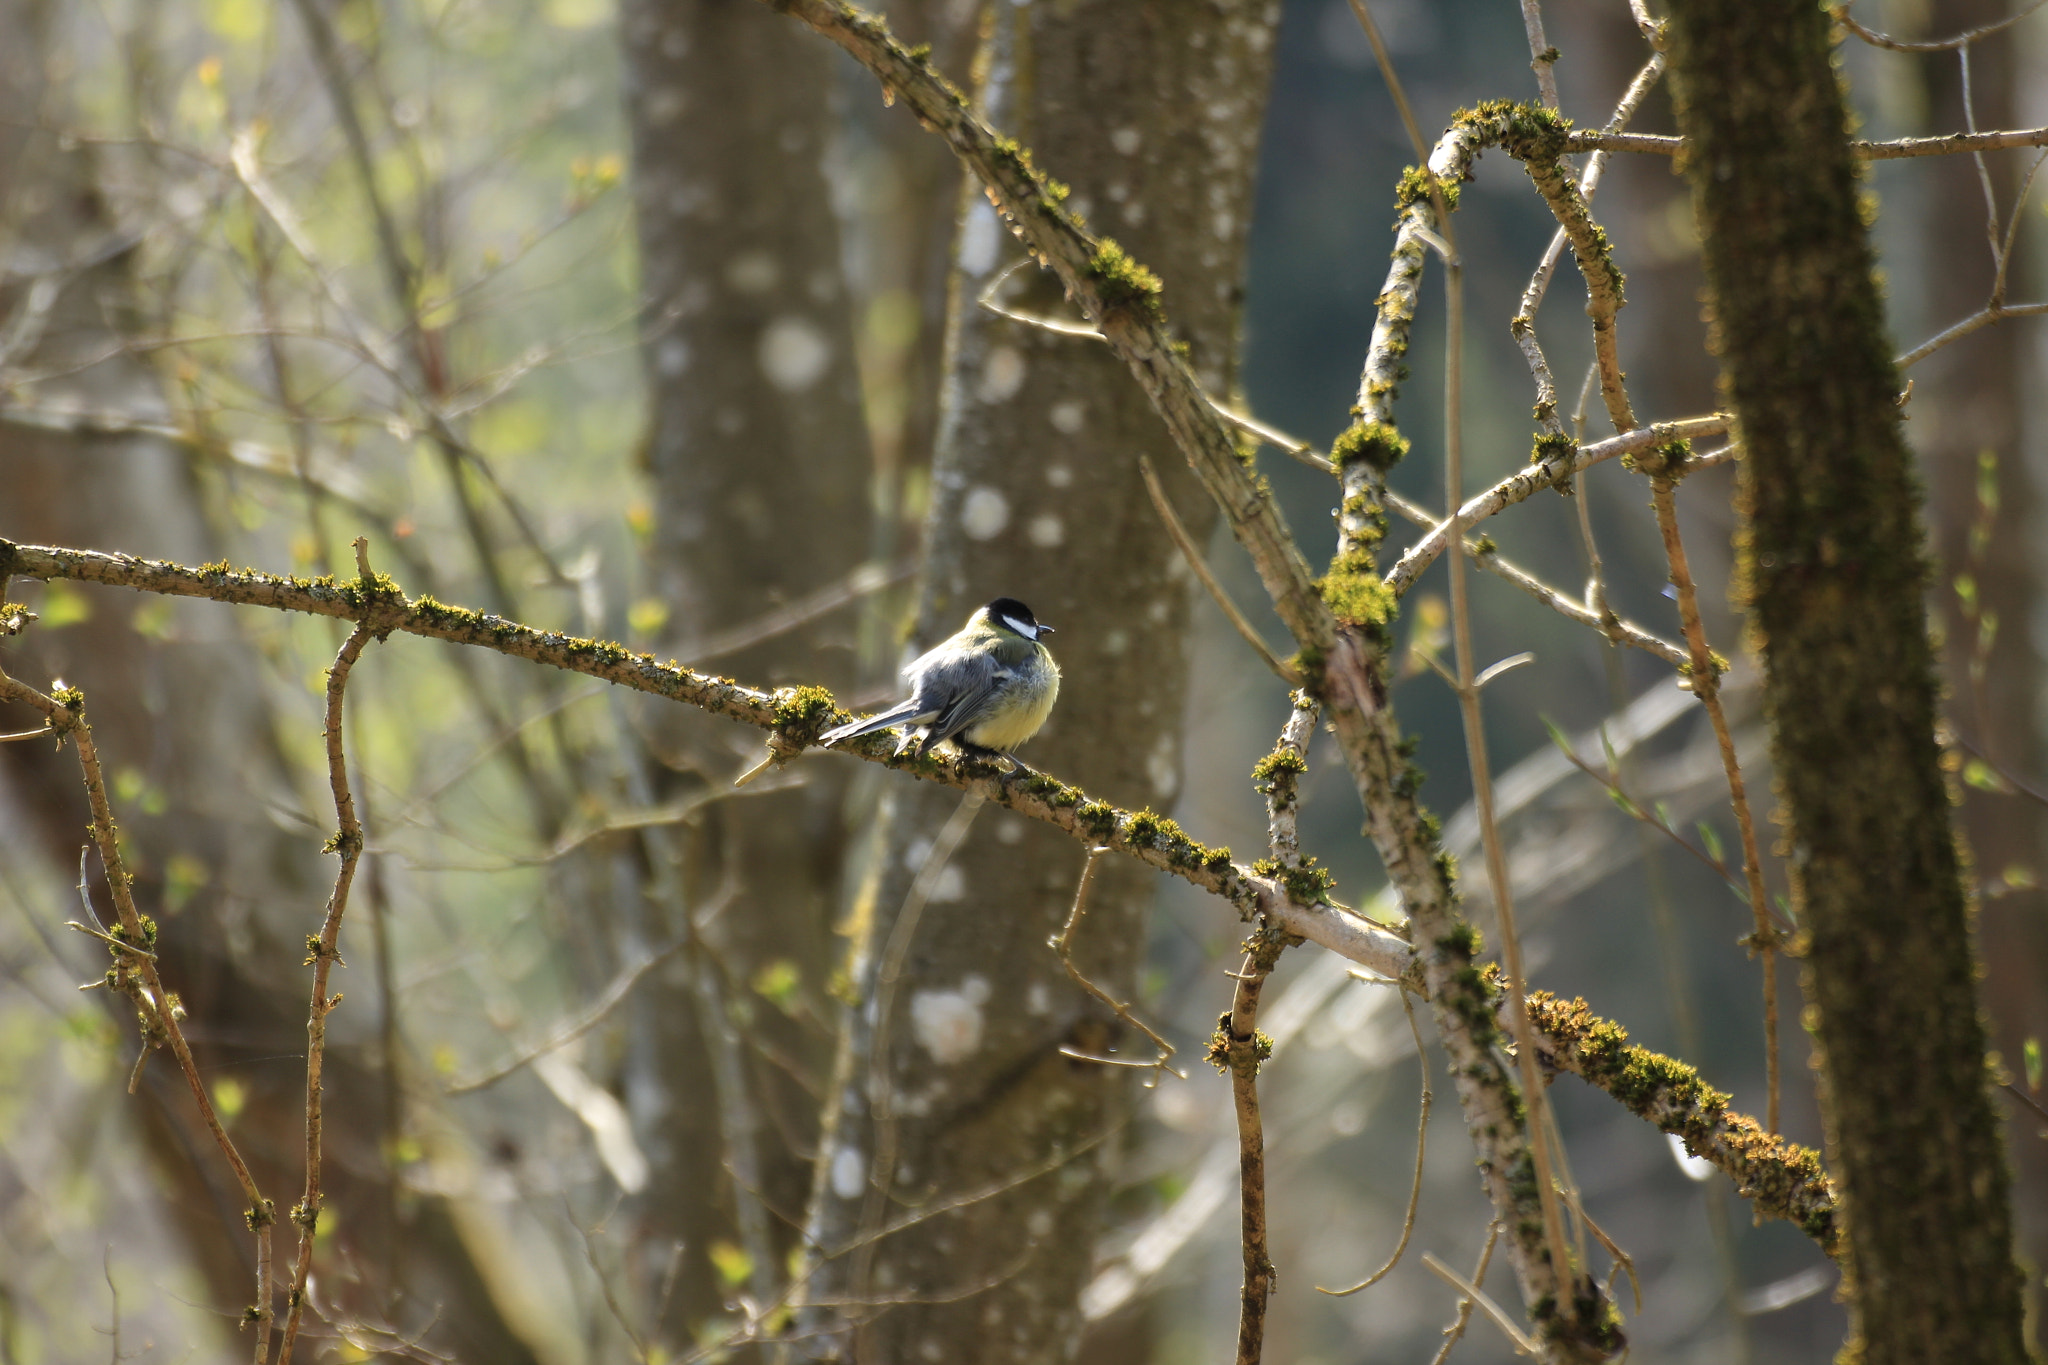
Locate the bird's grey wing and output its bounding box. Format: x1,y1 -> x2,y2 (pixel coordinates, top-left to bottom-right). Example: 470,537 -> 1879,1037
915,652 -> 1009,748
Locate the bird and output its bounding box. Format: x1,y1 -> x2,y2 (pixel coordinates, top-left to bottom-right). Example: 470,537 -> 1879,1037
819,597 -> 1060,770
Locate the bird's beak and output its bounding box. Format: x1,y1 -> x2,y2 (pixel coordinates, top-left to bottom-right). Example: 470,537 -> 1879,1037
1037,624 -> 1054,636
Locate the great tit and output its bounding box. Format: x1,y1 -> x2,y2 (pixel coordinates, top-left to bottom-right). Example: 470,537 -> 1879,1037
820,597 -> 1060,768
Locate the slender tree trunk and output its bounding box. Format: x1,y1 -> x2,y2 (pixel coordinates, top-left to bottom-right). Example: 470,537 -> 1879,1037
800,3 -> 1280,1360
618,0 -> 876,1342
1665,2 -> 2029,1359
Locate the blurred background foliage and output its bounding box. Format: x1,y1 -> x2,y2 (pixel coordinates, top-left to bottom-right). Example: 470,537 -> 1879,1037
1,0 -> 2043,1360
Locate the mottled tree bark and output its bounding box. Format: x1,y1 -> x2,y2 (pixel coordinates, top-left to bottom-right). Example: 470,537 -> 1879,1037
617,0 -> 876,1343
800,4 -> 1280,1361
1665,2 -> 2028,1360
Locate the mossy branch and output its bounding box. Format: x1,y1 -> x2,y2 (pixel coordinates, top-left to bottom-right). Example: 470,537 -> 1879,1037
0,537 -> 1412,984
1527,993 -> 1838,1254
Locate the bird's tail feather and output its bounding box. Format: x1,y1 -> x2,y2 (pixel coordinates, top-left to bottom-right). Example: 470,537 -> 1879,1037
819,700 -> 929,746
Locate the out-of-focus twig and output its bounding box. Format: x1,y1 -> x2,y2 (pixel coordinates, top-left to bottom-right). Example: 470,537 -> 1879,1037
1051,847 -> 1183,1084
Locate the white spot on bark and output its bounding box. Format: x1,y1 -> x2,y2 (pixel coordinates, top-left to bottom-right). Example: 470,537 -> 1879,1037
1110,126 -> 1142,155
1028,514 -> 1064,548
1149,732 -> 1178,797
759,315 -> 831,393
978,345 -> 1027,403
961,486 -> 1011,540
830,1144 -> 864,1199
646,87 -> 687,126
1214,209 -> 1235,240
911,978 -> 989,1064
960,201 -> 1001,276
1046,462 -> 1074,487
725,251 -> 779,294
1049,402 -> 1084,436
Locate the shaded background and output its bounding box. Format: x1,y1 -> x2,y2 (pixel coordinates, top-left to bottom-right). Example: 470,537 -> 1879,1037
1,0 -> 2042,1360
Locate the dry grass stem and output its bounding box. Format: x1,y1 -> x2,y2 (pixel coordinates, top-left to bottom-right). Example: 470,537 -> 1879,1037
1139,455 -> 1298,685
1317,987 -> 1430,1295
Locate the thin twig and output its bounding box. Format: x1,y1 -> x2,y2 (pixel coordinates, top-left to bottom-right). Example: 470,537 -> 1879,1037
277,557 -> 381,1365
1437,211 -> 1579,1315
1516,0 -> 1562,111
1429,1224 -> 1502,1365
1834,0 -> 2048,53
1645,478 -> 1782,1134
1422,1251 -> 1537,1356
1317,986 -> 1430,1294
1384,415 -> 1731,595
1222,936 -> 1282,1365
1139,456 -> 1297,684
1050,847 -> 1183,1084
1565,125 -> 2048,159
0,668 -> 276,1361
1895,301 -> 2048,369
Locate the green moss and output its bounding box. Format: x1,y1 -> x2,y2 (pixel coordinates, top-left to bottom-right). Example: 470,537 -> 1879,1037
1626,437 -> 1691,478
771,684 -> 842,744
1438,922 -> 1483,958
1393,164 -> 1460,216
1331,420 -> 1411,474
1076,800 -> 1118,838
1455,98 -> 1573,168
1319,549 -> 1396,633
1253,855 -> 1336,905
1085,239 -> 1164,319
1250,746 -> 1307,789
1125,808 -> 1185,850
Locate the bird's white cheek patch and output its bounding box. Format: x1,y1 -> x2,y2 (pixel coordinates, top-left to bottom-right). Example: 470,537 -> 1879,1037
911,976 -> 991,1064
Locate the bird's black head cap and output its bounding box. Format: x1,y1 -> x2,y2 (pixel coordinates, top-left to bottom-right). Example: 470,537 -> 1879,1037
985,597 -> 1051,635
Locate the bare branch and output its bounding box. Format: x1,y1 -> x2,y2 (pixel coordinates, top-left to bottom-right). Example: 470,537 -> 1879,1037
1567,124 -> 2048,159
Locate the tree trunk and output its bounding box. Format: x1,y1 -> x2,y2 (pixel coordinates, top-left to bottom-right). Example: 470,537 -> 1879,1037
617,0 -> 876,1342
800,3 -> 1280,1360
1664,2 -> 2029,1359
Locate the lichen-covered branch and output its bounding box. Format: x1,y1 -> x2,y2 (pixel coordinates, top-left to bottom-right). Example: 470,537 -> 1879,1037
1384,415 -> 1729,596
1527,993 -> 1837,1254
0,537 -> 1412,984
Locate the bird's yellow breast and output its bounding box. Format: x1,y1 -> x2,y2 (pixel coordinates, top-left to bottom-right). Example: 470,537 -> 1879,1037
962,655 -> 1060,752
